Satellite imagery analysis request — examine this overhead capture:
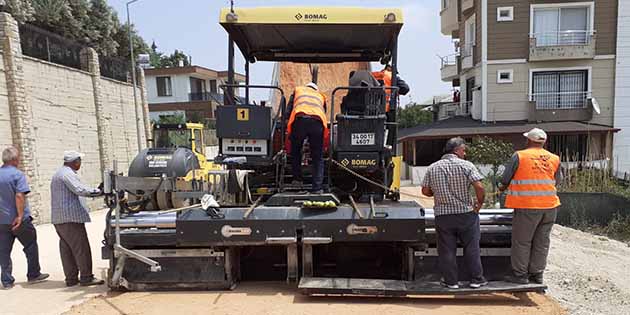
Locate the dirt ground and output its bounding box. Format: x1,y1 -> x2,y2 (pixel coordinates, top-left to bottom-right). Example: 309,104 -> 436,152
63,187 -> 568,315
66,283 -> 565,315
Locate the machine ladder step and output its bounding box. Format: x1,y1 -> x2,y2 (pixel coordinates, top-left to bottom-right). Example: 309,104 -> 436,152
298,277 -> 547,297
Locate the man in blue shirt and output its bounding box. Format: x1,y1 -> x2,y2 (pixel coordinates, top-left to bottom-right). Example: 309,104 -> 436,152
0,146 -> 49,289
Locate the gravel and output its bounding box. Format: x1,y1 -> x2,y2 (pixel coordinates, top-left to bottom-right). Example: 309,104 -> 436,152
546,224 -> 630,315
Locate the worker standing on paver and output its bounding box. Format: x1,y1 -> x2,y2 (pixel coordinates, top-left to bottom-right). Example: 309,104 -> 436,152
0,146 -> 49,289
421,137 -> 487,289
500,128 -> 562,285
51,151 -> 104,287
286,82 -> 328,194
371,64 -> 410,113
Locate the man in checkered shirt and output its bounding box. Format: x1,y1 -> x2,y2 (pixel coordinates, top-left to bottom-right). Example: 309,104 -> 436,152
421,137 -> 487,289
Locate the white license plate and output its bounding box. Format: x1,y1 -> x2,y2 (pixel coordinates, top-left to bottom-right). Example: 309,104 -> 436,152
351,133 -> 375,145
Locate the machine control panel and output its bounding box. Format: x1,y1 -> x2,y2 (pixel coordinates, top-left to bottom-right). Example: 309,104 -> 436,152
222,138 -> 267,156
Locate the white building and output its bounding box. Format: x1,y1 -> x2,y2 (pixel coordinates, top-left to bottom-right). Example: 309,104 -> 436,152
145,65 -> 245,122
614,0 -> 630,178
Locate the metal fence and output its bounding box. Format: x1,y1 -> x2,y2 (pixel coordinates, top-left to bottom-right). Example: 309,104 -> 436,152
438,53 -> 458,69
532,91 -> 590,110
531,30 -> 594,47
19,23 -> 83,70
99,55 -> 131,82
189,92 -> 224,102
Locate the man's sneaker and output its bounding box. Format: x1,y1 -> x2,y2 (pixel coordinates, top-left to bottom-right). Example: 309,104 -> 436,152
505,274 -> 529,285
79,277 -> 105,287
529,273 -> 544,284
291,180 -> 303,186
440,280 -> 459,289
27,273 -> 50,284
66,280 -> 79,287
311,189 -> 324,194
469,279 -> 489,288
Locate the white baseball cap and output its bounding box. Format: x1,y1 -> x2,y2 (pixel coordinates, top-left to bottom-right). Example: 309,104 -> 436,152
306,82 -> 319,90
523,128 -> 547,143
63,150 -> 84,162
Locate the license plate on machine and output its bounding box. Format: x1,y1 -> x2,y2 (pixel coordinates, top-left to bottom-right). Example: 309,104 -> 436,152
351,133 -> 375,145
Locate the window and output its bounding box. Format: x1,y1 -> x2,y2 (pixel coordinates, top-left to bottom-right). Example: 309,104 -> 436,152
209,79 -> 217,93
547,134 -> 587,161
531,70 -> 589,109
463,15 -> 476,57
531,4 -> 593,46
193,129 -> 203,154
497,69 -> 514,84
497,7 -> 514,21
156,76 -> 172,97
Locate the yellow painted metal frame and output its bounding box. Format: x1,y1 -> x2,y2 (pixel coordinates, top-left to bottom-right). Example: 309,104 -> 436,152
220,7 -> 403,24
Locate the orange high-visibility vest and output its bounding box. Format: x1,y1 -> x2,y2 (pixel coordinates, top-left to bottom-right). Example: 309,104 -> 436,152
505,148 -> 561,209
286,86 -> 328,135
372,70 -> 393,112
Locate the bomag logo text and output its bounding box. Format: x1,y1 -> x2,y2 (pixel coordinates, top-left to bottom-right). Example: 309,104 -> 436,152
296,13 -> 328,21
351,159 -> 377,167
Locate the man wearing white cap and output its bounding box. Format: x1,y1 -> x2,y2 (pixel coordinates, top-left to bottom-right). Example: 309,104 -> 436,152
50,151 -> 104,286
499,128 -> 562,285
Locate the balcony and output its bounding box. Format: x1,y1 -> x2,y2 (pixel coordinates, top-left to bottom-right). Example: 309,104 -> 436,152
189,92 -> 248,104
461,43 -> 474,70
529,31 -> 596,61
440,0 -> 458,36
528,91 -> 593,122
439,54 -> 459,82
436,101 -> 472,121
189,92 -> 224,102
461,0 -> 474,14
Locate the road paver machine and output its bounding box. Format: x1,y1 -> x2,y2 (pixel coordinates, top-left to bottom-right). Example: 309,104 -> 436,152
101,6 -> 546,296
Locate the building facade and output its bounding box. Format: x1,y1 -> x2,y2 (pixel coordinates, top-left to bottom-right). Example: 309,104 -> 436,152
613,0 -> 630,178
424,0 -> 619,165
145,66 -> 245,123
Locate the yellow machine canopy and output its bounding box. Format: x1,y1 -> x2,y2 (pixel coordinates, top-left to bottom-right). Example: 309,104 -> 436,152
220,7 -> 403,63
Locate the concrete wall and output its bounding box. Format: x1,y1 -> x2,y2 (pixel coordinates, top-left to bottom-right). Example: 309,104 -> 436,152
614,0 -> 630,177
0,54 -> 12,148
0,13 -> 147,222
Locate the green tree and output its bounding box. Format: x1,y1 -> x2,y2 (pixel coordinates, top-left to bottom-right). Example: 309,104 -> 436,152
4,0 -> 35,23
85,0 -> 118,56
156,113 -> 185,125
398,103 -> 433,129
112,22 -> 149,60
467,136 -> 514,205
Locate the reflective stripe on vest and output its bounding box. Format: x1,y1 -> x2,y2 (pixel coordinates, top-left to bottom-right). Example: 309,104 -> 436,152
286,86 -> 328,135
504,148 -> 561,209
372,70 -> 393,112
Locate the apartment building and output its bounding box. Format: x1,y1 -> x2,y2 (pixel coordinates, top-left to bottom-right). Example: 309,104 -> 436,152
614,1 -> 630,177
145,65 -> 245,123
401,0 -> 620,170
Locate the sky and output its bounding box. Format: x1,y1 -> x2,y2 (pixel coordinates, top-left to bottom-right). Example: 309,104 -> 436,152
108,0 -> 455,105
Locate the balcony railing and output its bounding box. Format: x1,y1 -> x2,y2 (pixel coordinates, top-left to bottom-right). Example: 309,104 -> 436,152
189,92 -> 247,104
531,30 -> 595,47
531,91 -> 590,110
189,92 -> 223,102
439,53 -> 459,81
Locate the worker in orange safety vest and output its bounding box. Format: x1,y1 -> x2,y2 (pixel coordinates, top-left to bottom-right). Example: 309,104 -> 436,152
286,82 -> 328,193
371,65 -> 410,113
499,128 -> 562,285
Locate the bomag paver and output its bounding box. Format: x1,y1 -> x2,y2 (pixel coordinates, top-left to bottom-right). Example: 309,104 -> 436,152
101,6 -> 546,296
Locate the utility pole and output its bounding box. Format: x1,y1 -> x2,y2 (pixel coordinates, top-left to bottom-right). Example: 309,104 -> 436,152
127,0 -> 143,152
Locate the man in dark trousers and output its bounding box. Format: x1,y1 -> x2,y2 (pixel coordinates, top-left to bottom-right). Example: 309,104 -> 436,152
0,146 -> 49,289
51,151 -> 104,287
421,137 -> 487,289
286,82 -> 328,194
